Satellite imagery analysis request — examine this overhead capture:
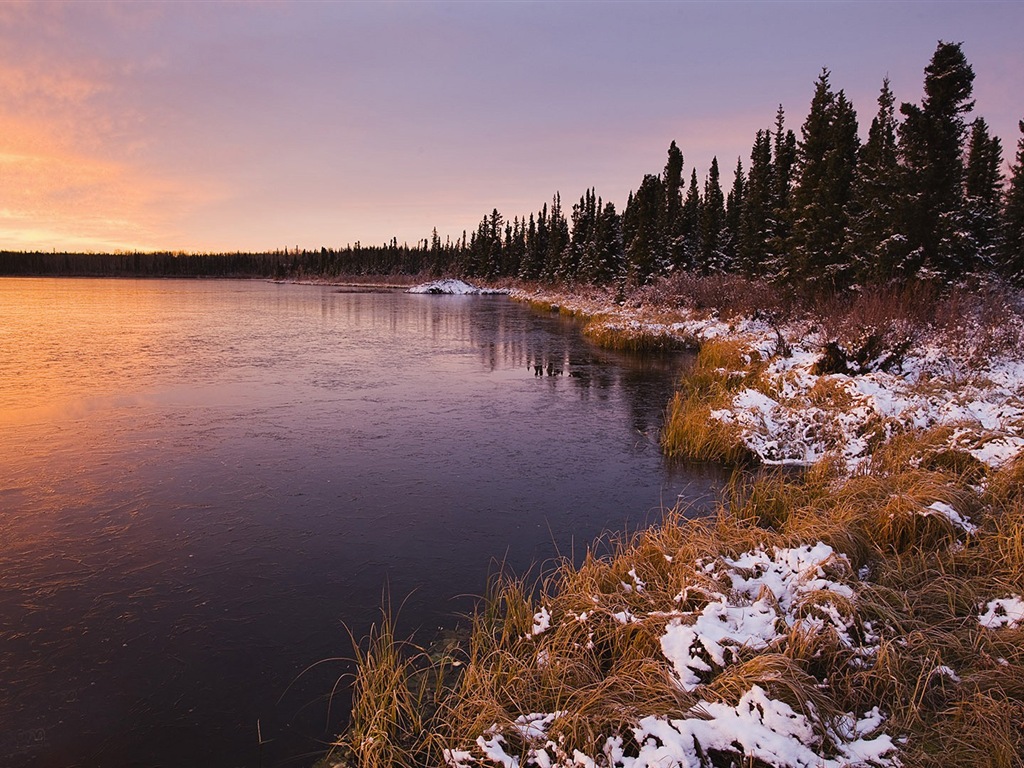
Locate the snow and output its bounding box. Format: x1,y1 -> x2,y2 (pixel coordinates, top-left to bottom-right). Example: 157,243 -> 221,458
448,686 -> 896,768
923,501 -> 977,535
530,607 -> 552,637
978,596 -> 1024,629
661,544 -> 859,691
408,279 -> 508,295
446,542 -> 894,767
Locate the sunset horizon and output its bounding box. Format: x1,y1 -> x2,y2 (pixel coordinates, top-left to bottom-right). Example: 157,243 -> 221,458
2,0 -> 1023,255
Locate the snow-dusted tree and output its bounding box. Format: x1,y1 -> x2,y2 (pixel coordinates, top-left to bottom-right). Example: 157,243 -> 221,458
770,105 -> 797,262
898,41 -> 975,280
662,141 -> 686,271
963,118 -> 1004,273
519,205 -> 547,280
788,71 -> 861,289
723,157 -> 745,271
622,174 -> 665,285
739,129 -> 775,277
595,200 -> 623,285
844,78 -> 905,283
544,193 -> 570,282
1001,120 -> 1024,284
680,169 -> 702,271
699,157 -> 727,273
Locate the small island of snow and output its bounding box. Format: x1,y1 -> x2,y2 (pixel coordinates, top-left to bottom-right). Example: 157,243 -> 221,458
407,279 -> 508,295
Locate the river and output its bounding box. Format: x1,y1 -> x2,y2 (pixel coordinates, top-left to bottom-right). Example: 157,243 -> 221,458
0,278 -> 723,767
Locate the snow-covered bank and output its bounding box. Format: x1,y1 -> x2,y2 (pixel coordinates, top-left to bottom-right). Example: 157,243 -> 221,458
408,279 -> 509,295
511,287 -> 1024,473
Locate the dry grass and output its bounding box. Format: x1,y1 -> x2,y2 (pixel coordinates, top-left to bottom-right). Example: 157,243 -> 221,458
661,338 -> 764,463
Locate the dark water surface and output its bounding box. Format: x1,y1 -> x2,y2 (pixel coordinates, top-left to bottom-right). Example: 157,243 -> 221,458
0,279 -> 724,768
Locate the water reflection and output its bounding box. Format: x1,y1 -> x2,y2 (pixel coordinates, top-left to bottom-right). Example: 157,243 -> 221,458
0,279 -> 722,768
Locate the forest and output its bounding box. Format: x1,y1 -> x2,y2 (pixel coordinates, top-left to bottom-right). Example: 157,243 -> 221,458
2,42 -> 1022,294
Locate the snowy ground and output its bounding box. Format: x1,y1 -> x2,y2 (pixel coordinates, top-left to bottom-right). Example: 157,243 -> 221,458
511,289 -> 1024,473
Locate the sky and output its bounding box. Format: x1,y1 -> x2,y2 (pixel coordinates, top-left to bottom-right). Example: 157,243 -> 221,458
1,1 -> 1022,254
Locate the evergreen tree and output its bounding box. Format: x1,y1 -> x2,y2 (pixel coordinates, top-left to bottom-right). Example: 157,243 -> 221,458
770,105 -> 797,264
723,157 -> 745,271
898,40 -> 976,280
680,169 -> 702,270
572,189 -> 601,283
963,117 -> 1004,272
739,129 -> 775,277
520,206 -> 547,280
594,201 -> 623,285
698,157 -> 726,273
845,78 -> 905,283
545,193 -> 570,282
622,174 -> 664,285
662,141 -> 686,270
1000,120 -> 1024,283
789,71 -> 860,289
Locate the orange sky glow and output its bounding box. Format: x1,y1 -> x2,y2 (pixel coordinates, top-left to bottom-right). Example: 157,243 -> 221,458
1,1 -> 1022,254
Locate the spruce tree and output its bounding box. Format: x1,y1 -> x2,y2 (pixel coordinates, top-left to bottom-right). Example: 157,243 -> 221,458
788,71 -> 861,289
623,174 -> 665,285
545,193 -> 570,282
1001,120 -> 1024,283
699,157 -> 727,274
770,105 -> 797,266
662,141 -> 686,270
898,40 -> 976,280
963,118 -> 1004,272
723,157 -> 745,271
595,201 -> 623,285
740,129 -> 775,277
680,169 -> 702,271
845,78 -> 905,283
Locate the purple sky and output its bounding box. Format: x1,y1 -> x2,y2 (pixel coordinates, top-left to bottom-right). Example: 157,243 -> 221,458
1,1 -> 1022,253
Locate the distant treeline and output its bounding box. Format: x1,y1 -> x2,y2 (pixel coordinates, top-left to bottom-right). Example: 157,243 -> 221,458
0,245 -> 442,280
3,42 -> 1023,293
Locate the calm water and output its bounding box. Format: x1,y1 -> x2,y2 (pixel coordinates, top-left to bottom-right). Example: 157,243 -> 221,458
0,279 -> 723,768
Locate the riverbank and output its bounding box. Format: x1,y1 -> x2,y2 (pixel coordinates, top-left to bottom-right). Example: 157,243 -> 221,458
329,275 -> 1024,768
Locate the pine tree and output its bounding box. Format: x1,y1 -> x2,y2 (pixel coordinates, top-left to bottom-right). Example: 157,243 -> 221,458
845,78 -> 905,283
723,157 -> 744,271
680,169 -> 702,271
1001,120 -> 1024,283
699,157 -> 726,274
898,40 -> 976,280
770,105 -> 797,265
594,201 -> 623,285
788,71 -> 861,289
662,141 -> 686,270
572,189 -> 601,283
545,193 -> 570,282
623,174 -> 664,285
963,118 -> 1004,272
739,129 -> 775,277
